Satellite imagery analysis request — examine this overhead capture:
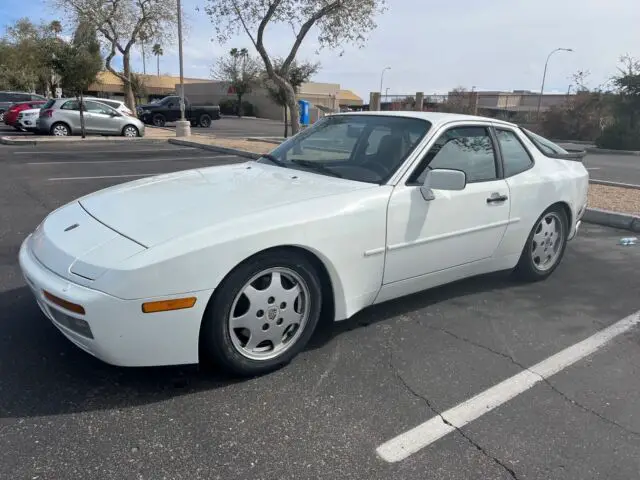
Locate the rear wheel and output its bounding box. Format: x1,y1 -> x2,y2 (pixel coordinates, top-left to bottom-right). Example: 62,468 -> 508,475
198,114 -> 212,128
514,206 -> 568,282
50,123 -> 70,136
122,125 -> 139,137
200,250 -> 322,377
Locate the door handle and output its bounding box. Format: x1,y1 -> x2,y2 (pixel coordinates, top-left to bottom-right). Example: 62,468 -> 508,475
486,193 -> 508,204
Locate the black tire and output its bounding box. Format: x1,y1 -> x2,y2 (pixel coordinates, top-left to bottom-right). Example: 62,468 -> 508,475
50,122 -> 71,136
200,250 -> 323,377
122,125 -> 139,137
0,111 -> 5,122
513,205 -> 569,282
198,114 -> 212,128
152,114 -> 166,127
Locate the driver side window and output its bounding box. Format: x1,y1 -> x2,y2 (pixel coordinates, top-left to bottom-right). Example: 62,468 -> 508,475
411,126 -> 498,185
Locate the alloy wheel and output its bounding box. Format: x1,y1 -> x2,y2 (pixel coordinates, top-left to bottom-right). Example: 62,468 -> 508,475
227,267 -> 311,361
531,211 -> 564,271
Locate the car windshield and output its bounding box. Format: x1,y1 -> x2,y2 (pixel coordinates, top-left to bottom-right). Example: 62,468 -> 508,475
258,115 -> 431,184
521,128 -> 569,156
41,99 -> 55,109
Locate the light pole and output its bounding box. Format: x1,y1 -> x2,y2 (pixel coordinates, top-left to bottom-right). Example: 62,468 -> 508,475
379,66 -> 390,95
175,0 -> 191,136
536,47 -> 573,120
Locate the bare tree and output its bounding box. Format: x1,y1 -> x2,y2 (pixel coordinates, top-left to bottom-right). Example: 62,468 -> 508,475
203,0 -> 386,135
212,48 -> 262,117
262,58 -> 319,137
52,0 -> 178,110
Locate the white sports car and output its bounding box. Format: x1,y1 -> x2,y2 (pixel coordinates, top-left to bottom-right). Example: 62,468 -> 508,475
19,112 -> 589,376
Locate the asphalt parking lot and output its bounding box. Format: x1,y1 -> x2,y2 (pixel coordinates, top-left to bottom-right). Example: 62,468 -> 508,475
1,141 -> 639,480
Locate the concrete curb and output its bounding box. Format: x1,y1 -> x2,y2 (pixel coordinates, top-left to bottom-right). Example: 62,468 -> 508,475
589,179 -> 640,190
585,147 -> 640,156
582,208 -> 640,232
246,137 -> 283,145
168,138 -> 261,159
0,136 -> 169,146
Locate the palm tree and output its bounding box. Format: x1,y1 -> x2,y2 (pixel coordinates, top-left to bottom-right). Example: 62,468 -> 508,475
152,43 -> 163,77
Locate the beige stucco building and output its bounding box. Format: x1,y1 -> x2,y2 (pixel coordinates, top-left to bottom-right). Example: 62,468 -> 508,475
86,71 -> 363,121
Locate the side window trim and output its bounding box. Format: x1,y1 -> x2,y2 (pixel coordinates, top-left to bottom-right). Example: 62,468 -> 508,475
405,123 -> 502,186
492,125 -> 535,178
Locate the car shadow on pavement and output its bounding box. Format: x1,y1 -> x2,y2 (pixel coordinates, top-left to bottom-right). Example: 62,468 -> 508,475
307,271 -> 514,349
0,273 -> 514,419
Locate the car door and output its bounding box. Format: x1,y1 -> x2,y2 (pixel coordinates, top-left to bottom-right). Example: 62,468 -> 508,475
165,97 -> 180,122
383,123 -> 511,284
58,99 -> 82,131
84,100 -> 120,134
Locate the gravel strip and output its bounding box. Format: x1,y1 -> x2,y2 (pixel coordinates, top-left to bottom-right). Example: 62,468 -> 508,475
588,184 -> 640,216
189,135 -> 272,154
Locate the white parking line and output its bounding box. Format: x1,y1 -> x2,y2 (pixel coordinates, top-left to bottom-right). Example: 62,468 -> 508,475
48,173 -> 159,181
587,167 -> 600,170
13,147 -> 196,155
27,155 -> 237,165
376,309 -> 640,463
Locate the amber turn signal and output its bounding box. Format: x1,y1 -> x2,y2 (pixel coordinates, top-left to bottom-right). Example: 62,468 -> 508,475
142,297 -> 197,313
43,291 -> 86,315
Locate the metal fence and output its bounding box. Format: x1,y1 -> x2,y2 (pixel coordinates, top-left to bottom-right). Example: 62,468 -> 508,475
380,92 -> 577,124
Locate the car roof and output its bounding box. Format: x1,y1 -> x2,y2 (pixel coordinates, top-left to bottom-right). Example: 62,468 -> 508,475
331,110 -> 518,129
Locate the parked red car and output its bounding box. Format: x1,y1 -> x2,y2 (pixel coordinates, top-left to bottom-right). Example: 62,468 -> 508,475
4,101 -> 47,129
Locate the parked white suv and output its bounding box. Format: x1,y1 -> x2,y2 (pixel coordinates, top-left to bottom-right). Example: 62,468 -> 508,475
84,97 -> 134,116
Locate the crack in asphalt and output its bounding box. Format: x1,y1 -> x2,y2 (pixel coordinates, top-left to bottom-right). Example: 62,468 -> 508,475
423,323 -> 640,439
387,340 -> 519,480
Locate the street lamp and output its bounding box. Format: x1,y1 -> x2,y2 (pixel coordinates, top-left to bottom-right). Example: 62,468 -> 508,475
536,47 -> 573,120
379,66 -> 390,95
175,0 -> 190,136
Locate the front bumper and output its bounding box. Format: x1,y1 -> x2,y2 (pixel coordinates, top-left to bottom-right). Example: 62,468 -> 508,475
19,235 -> 213,367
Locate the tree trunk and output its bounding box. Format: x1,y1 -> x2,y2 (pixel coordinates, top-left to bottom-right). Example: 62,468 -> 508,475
79,92 -> 86,139
283,105 -> 288,138
142,44 -> 146,75
122,55 -> 136,111
237,93 -> 243,117
157,56 -> 160,77
282,84 -> 300,135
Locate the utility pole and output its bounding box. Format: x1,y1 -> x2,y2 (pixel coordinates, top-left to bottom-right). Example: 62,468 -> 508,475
175,0 -> 190,136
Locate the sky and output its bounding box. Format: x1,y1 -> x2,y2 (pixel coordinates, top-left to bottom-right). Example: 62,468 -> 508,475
2,0 -> 640,99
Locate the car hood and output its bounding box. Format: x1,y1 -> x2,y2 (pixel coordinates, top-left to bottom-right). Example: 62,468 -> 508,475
78,162 -> 374,247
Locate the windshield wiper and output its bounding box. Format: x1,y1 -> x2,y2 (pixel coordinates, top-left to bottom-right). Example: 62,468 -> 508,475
259,153 -> 287,167
290,159 -> 343,178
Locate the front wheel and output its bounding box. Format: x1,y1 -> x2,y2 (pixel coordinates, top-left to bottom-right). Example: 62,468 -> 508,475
0,111 -> 5,122
200,250 -> 323,377
513,206 -> 568,282
152,114 -> 166,127
122,125 -> 139,137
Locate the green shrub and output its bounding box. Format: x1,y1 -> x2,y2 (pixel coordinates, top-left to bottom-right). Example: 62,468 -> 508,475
596,123 -> 640,150
218,98 -> 256,117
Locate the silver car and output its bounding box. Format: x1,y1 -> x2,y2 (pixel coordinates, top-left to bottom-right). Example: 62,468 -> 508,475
37,98 -> 145,137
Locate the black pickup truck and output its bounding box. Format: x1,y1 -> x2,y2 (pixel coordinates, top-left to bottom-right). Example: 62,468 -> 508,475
136,95 -> 221,127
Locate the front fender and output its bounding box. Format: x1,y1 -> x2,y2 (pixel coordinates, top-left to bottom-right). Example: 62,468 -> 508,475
95,187 -> 393,321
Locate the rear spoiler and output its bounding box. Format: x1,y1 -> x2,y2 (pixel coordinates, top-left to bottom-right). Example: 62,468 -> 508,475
551,149 -> 587,161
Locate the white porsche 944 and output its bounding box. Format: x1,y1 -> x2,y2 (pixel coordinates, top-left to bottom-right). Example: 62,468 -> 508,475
19,112 -> 588,376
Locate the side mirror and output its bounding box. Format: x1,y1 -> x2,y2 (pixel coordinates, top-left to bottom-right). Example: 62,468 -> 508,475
420,168 -> 467,201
